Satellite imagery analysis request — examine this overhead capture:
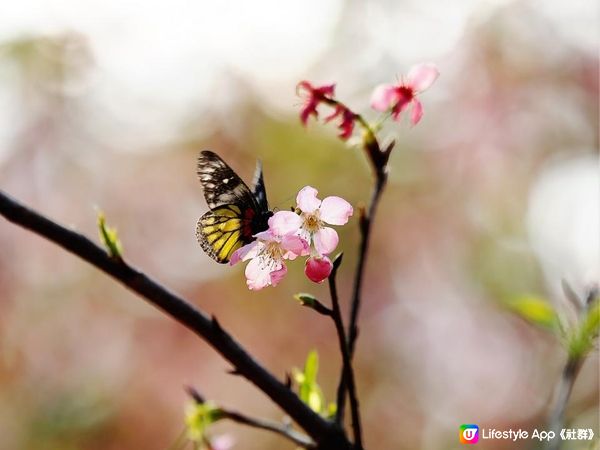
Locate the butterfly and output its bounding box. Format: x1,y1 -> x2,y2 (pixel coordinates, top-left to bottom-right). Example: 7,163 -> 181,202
195,150 -> 273,263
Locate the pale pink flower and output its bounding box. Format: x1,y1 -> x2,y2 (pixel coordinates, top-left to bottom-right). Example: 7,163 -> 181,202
230,224 -> 308,290
370,63 -> 439,125
271,186 -> 353,257
305,255 -> 333,283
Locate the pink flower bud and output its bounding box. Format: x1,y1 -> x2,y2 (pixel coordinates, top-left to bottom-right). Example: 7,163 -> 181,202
305,255 -> 333,283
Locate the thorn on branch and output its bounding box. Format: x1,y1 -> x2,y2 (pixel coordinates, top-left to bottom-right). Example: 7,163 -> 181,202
211,315 -> 223,332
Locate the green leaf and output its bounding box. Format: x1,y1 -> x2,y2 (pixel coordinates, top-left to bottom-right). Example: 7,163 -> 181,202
326,402 -> 337,419
506,295 -> 558,330
184,401 -> 222,443
295,350 -> 325,414
97,211 -> 123,258
307,388 -> 324,413
568,298 -> 600,360
304,350 -> 319,385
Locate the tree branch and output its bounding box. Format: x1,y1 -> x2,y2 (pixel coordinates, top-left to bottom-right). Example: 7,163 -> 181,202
348,171 -> 387,357
220,407 -> 316,448
185,386 -> 315,448
328,254 -> 363,449
0,190 -> 351,448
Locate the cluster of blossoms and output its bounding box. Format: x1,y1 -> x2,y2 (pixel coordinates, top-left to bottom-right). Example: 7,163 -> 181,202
231,63 -> 438,290
231,186 -> 353,290
297,62 -> 439,139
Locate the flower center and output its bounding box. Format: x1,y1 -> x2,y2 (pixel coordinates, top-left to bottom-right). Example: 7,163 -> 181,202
256,240 -> 284,270
302,211 -> 322,233
396,86 -> 414,102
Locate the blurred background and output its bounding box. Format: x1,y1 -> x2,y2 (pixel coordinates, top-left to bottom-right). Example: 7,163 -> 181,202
0,0 -> 598,449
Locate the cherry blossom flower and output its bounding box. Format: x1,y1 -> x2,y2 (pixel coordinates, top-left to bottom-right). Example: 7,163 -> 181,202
370,63 -> 439,125
230,224 -> 308,290
296,81 -> 336,126
305,255 -> 333,283
272,186 -> 353,256
325,104 -> 357,140
271,186 -> 352,283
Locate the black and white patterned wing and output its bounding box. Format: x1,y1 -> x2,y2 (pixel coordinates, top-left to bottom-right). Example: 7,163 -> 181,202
197,150 -> 256,209
251,159 -> 269,212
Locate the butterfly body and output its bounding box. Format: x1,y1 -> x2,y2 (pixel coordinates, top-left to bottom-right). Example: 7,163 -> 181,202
196,151 -> 272,263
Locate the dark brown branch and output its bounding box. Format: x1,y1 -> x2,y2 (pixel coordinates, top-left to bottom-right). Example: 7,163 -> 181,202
348,171 -> 387,357
0,190 -> 352,449
328,254 -> 363,449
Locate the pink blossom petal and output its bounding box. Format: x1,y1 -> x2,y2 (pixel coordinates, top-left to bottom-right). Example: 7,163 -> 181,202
324,104 -> 343,123
406,63 -> 439,93
281,233 -> 309,258
314,227 -> 339,255
305,256 -> 333,283
320,196 -> 353,225
391,94 -> 412,121
253,230 -> 276,242
300,101 -> 318,126
245,257 -> 272,290
370,84 -> 398,111
269,264 -> 288,287
410,98 -> 424,125
230,241 -> 260,266
269,211 -> 302,236
297,227 -> 312,246
296,186 -> 322,213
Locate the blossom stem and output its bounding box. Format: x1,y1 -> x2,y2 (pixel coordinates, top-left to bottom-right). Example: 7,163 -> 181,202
328,253 -> 363,449
0,189 -> 353,449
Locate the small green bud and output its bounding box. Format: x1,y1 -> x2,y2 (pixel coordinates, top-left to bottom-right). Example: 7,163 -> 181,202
294,293 -> 317,307
97,210 -> 123,258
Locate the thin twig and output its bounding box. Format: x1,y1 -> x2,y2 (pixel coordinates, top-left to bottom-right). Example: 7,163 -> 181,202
185,386 -> 314,448
220,408 -> 316,448
0,190 -> 351,448
328,253 -> 363,449
546,356 -> 583,450
348,172 -> 387,357
546,288 -> 598,450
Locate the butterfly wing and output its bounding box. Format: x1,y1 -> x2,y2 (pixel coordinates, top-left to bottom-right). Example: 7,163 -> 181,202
251,159 -> 269,212
197,150 -> 257,209
196,204 -> 247,263
196,151 -> 267,264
